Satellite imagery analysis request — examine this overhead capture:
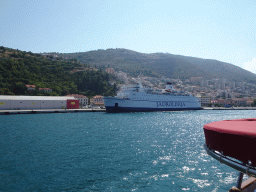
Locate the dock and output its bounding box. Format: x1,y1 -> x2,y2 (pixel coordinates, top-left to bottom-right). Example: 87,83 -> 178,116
202,107 -> 256,110
0,108 -> 106,115
1,107 -> 256,115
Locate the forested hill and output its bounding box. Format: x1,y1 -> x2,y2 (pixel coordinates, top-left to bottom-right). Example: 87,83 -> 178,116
59,48 -> 256,83
0,46 -> 117,96
1,46 -> 255,96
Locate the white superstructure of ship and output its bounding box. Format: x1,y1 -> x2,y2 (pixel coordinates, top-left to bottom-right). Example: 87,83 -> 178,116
103,79 -> 201,112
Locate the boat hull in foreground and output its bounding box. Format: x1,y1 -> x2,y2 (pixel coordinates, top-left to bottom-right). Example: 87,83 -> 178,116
203,118 -> 256,167
203,118 -> 256,191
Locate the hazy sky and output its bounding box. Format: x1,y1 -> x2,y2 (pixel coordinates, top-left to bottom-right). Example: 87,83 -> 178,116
1,0 -> 256,73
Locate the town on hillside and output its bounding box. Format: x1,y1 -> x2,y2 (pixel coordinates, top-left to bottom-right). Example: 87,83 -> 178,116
105,68 -> 256,107
25,68 -> 256,108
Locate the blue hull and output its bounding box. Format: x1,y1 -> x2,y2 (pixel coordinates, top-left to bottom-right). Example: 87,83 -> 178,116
105,106 -> 202,113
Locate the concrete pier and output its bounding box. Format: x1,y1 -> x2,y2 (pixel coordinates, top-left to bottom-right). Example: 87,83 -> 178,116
0,108 -> 106,115
202,107 -> 256,110
1,107 -> 255,115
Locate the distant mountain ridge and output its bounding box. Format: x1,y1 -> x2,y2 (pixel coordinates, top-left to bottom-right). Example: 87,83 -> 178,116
59,48 -> 256,83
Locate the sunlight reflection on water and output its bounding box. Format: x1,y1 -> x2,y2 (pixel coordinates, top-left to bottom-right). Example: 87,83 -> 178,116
1,110 -> 256,191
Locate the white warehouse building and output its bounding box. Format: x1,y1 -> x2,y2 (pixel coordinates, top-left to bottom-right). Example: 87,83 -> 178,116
0,96 -> 76,110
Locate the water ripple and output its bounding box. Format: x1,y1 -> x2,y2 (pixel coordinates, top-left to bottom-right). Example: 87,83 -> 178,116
1,110 -> 256,191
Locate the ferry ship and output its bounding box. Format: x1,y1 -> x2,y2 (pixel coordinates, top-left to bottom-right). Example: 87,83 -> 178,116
103,80 -> 201,112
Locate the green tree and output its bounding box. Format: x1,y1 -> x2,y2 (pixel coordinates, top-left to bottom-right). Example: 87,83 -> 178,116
251,99 -> 256,107
12,82 -> 27,95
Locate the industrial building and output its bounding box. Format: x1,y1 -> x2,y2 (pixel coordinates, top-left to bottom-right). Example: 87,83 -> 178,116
65,94 -> 89,106
0,96 -> 79,110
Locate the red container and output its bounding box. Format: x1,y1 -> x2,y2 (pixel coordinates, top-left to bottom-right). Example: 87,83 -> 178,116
67,99 -> 79,109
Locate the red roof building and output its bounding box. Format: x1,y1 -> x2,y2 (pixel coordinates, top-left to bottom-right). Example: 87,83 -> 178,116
105,68 -> 116,75
90,95 -> 104,106
26,85 -> 36,91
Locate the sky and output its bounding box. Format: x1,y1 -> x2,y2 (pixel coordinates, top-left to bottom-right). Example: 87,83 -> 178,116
0,0 -> 256,74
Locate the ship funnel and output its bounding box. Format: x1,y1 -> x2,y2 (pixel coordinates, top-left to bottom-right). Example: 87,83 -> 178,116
138,75 -> 145,92
165,82 -> 175,91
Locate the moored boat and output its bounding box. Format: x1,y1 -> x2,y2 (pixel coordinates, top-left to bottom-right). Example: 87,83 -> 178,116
103,80 -> 201,112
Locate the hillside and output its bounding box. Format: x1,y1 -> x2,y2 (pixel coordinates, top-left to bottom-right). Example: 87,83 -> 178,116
1,46 -> 255,97
59,48 -> 256,83
0,46 -> 117,96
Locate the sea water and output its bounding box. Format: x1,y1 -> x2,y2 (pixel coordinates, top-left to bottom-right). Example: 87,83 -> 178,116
1,110 -> 256,192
